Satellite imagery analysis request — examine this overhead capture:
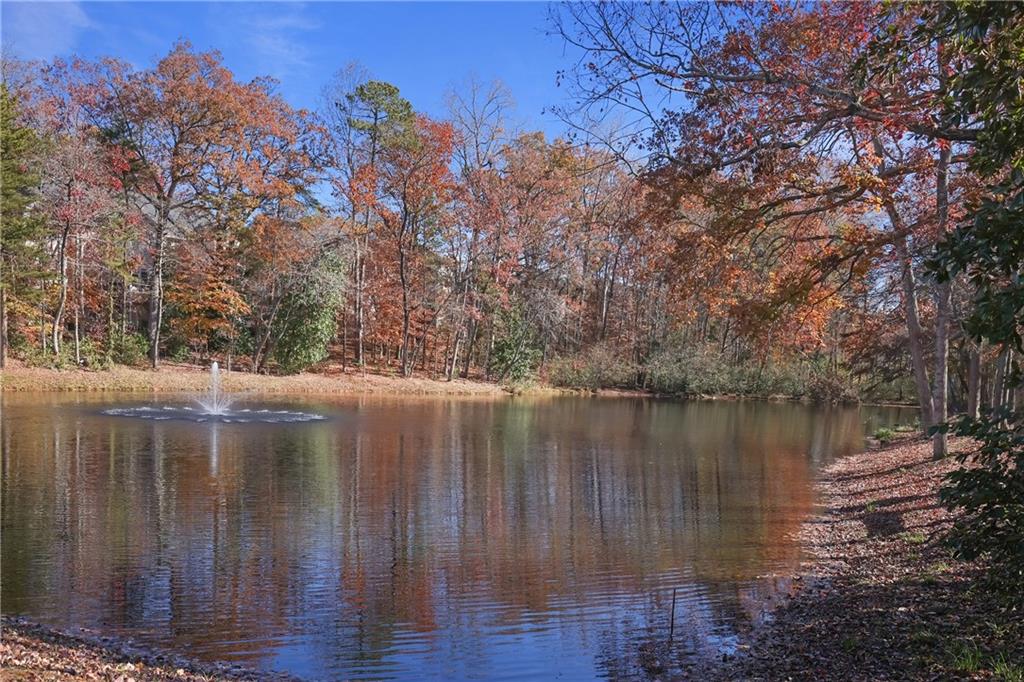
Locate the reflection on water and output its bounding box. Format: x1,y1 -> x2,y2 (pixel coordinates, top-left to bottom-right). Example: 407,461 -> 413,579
1,394 -> 914,680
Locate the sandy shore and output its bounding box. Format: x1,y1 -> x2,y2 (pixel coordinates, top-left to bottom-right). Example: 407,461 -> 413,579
721,436 -> 1023,681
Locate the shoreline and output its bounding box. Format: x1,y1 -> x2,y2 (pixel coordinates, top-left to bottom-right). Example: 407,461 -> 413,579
0,361 -> 512,396
0,616 -> 289,681
0,363 -> 918,408
720,435 -> 1022,680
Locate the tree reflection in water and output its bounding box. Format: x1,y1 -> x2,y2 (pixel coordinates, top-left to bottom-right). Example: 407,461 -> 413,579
1,394 -> 915,680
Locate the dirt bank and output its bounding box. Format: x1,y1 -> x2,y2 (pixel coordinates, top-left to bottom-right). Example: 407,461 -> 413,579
722,436 -> 1023,681
0,617 -> 289,681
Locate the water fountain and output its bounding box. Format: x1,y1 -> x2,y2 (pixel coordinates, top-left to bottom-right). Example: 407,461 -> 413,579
102,363 -> 324,423
196,361 -> 233,415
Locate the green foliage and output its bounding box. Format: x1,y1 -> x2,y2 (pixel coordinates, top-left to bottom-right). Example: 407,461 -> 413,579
547,342 -> 637,390
643,342 -> 858,402
270,253 -> 346,374
993,653 -> 1024,682
918,3 -> 1024,584
111,332 -> 149,367
347,80 -> 414,150
489,307 -> 541,383
947,641 -> 985,673
939,409 -> 1024,584
873,427 -> 895,443
19,337 -> 108,370
899,531 -> 928,545
0,83 -> 45,310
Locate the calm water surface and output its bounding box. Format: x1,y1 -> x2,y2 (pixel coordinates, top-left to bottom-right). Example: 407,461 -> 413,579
1,393 -> 914,680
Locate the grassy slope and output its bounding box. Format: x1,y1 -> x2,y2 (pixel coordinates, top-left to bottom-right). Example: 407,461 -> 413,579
0,361 -> 509,395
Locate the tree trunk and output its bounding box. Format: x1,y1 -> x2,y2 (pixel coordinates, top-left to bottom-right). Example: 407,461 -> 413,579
893,231 -> 934,430
148,219 -> 166,369
74,231 -> 85,366
52,222 -> 71,355
462,318 -> 477,379
448,330 -> 462,381
354,238 -> 365,367
398,241 -> 412,378
967,341 -> 982,418
874,137 -> 934,431
0,286 -> 7,369
106,275 -> 115,364
992,347 -> 1010,409
931,139 -> 952,459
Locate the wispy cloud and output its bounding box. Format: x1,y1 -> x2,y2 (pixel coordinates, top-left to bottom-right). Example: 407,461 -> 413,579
208,3 -> 320,80
1,1 -> 93,61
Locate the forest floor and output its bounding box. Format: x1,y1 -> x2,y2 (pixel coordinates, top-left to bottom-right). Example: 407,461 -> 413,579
718,435 -> 1023,681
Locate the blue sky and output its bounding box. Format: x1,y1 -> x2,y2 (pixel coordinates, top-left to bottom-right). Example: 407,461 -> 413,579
1,1 -> 575,135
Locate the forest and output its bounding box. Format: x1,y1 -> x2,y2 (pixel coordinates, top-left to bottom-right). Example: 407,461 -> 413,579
2,2 -> 1023,677
0,3 -> 1020,451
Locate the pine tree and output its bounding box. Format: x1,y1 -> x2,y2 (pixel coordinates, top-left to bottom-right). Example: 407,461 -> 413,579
0,83 -> 43,366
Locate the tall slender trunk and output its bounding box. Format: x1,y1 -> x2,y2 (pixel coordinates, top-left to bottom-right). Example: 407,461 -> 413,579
52,221 -> 71,355
892,222 -> 934,429
602,248 -> 621,340
932,138 -> 952,459
398,237 -> 412,378
341,299 -> 348,370
992,347 -> 1010,409
39,297 -> 47,353
967,340 -> 982,418
74,231 -> 84,366
106,273 -> 116,364
874,135 -> 934,431
0,286 -> 7,369
462,318 -> 477,379
354,238 -> 365,367
148,216 -> 166,368
448,331 -> 462,381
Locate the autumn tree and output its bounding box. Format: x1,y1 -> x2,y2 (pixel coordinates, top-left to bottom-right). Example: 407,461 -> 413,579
71,42 -> 296,367
445,77 -> 514,379
36,69 -> 118,362
323,75 -> 414,367
554,1 -> 982,451
902,1 -> 1024,577
370,115 -> 457,377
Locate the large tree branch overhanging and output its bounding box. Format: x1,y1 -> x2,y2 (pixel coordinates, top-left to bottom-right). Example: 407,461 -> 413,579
555,0 -> 980,162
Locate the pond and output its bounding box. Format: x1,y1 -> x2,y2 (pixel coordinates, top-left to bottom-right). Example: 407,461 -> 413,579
1,393 -> 915,680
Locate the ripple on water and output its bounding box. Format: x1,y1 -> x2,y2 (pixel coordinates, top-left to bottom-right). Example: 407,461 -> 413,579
101,406 -> 325,423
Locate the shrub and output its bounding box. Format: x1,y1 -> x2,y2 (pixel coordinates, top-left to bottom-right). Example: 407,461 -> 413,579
873,427 -> 895,443
489,307 -> 541,383
18,336 -> 109,369
805,369 -> 860,403
111,332 -> 149,366
939,409 -> 1024,587
270,254 -> 346,375
547,342 -> 637,390
640,340 -> 861,402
